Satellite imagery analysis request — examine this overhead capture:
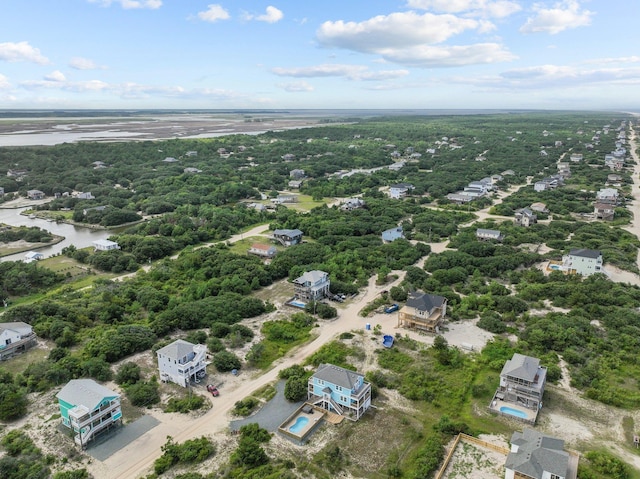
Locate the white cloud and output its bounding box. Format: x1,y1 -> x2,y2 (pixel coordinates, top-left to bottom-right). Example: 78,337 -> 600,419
272,64 -> 410,81
520,0 -> 593,35
317,12 -> 483,51
69,57 -> 102,70
0,41 -> 49,64
315,11 -> 515,67
44,71 -> 66,82
379,43 -> 516,67
88,0 -> 162,9
407,0 -> 521,18
583,56 -> 640,65
198,4 -> 230,22
0,74 -> 10,89
257,6 -> 284,23
448,63 -> 640,90
278,81 -> 314,92
21,78 -> 110,92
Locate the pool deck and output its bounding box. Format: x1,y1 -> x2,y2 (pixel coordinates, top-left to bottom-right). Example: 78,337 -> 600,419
489,397 -> 538,424
278,403 -> 327,444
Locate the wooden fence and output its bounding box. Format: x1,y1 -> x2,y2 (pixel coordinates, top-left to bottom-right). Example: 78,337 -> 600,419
434,433 -> 509,479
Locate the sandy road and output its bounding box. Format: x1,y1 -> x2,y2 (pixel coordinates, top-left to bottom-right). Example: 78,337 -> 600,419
91,273 -> 402,479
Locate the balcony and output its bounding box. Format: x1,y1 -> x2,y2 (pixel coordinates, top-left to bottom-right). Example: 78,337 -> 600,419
69,401 -> 121,429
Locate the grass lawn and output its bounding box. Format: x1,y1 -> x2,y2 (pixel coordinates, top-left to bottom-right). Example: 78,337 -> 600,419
40,254 -> 92,277
0,343 -> 51,375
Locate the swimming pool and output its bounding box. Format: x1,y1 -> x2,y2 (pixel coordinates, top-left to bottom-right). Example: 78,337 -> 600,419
549,264 -> 561,270
500,406 -> 528,419
289,416 -> 309,433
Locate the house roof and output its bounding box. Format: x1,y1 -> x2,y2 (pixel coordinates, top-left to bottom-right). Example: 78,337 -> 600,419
273,228 -> 303,237
501,353 -> 541,382
250,243 -> 275,251
294,270 -> 328,284
594,203 -> 614,210
156,339 -> 196,360
0,321 -> 32,336
406,291 -> 446,312
93,239 -> 118,248
390,183 -> 414,189
569,248 -> 601,259
515,208 -> 535,216
506,429 -> 568,479
313,363 -> 364,390
476,228 -> 502,236
56,379 -> 118,409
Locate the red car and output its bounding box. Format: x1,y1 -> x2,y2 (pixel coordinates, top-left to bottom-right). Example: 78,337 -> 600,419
206,384 -> 219,397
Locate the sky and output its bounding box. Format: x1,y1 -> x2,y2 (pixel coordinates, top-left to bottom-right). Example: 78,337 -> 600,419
0,0 -> 639,111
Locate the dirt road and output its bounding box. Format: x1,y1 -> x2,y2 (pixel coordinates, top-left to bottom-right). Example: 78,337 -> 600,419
90,273 -> 401,479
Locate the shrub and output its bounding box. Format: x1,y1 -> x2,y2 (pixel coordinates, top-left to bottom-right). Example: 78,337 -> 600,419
165,395 -> 205,413
115,362 -> 141,386
127,380 -> 160,407
284,376 -> 307,402
233,397 -> 259,416
213,351 -> 241,372
239,423 -> 271,443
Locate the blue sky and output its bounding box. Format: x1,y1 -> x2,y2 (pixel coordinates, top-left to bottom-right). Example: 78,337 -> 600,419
1,0 -> 638,110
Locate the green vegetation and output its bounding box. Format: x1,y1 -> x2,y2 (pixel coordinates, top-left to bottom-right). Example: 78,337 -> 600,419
153,436 -> 215,475
0,112 -> 638,477
0,430 -> 51,479
165,394 -> 206,413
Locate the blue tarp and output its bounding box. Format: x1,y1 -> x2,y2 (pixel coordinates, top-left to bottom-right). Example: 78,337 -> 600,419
382,335 -> 394,348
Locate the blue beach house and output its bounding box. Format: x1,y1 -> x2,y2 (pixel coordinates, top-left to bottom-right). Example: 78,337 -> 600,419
56,379 -> 122,448
307,363 -> 372,421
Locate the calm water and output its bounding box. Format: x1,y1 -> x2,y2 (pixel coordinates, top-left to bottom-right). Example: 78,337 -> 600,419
0,207 -> 114,262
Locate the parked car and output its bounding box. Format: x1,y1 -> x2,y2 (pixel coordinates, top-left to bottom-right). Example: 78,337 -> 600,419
384,303 -> 399,313
206,384 -> 219,397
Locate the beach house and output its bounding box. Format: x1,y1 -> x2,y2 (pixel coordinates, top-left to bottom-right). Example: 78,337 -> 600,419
293,270 -> 331,301
397,291 -> 447,332
0,321 -> 36,360
157,339 -> 208,387
505,428 -> 571,479
307,363 -> 372,421
56,379 -> 122,447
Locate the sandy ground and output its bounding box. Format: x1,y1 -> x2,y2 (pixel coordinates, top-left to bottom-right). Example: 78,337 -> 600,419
440,436 -> 508,479
80,260 -> 498,478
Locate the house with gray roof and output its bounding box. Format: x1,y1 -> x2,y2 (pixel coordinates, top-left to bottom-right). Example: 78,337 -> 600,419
157,339 -> 208,387
0,321 -> 36,360
308,363 -> 372,421
273,228 -> 303,247
293,270 -> 330,301
505,428 -> 570,479
56,379 -> 122,447
476,228 -> 504,242
26,189 -> 45,200
515,208 -> 537,227
497,353 -> 547,414
397,291 -> 447,332
389,183 -> 414,199
562,249 -> 603,276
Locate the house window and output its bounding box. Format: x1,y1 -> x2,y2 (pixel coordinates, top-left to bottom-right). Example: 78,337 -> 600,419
550,475 -> 561,479
317,379 -> 324,386
335,385 -> 342,392
340,396 -> 348,403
